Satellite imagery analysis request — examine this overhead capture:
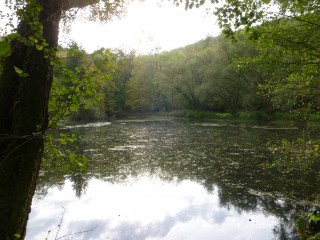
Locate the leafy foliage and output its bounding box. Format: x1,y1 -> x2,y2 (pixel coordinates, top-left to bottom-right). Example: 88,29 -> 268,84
125,35 -> 266,113
43,133 -> 88,174
264,138 -> 320,171
50,44 -> 114,123
0,40 -> 11,57
296,211 -> 320,240
44,44 -> 128,172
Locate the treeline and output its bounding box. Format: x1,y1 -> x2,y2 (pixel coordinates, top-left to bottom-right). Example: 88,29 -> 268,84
126,36 -> 263,113
53,12 -> 320,121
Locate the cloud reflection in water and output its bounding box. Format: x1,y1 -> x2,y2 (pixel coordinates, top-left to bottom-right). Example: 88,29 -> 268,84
26,176 -> 277,240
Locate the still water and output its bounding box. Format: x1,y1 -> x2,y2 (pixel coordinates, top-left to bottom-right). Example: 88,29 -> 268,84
26,118 -> 319,240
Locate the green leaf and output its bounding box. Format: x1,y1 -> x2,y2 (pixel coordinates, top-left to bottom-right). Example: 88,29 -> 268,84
0,40 -> 11,57
36,44 -> 44,51
14,233 -> 21,239
14,66 -> 29,78
14,66 -> 24,75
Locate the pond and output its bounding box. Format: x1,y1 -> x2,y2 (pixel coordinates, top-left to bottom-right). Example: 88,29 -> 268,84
26,118 -> 320,240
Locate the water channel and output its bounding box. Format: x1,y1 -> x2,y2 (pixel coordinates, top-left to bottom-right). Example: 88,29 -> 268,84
26,118 -> 320,240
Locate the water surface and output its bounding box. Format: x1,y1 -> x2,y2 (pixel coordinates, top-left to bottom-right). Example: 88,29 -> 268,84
26,119 -> 319,240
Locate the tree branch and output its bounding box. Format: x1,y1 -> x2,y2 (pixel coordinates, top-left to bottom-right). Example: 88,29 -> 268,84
56,226 -> 98,240
55,207 -> 65,240
62,0 -> 99,11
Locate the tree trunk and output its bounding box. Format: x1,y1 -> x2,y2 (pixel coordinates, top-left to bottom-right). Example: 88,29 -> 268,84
0,1 -> 62,239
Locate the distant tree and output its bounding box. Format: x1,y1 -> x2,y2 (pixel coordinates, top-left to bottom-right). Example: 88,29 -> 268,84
112,50 -> 135,113
126,55 -> 158,111
176,0 -> 320,116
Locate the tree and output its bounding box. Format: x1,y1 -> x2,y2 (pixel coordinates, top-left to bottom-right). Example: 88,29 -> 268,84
199,37 -> 244,112
112,50 -> 135,113
126,55 -> 157,111
178,0 -> 320,117
256,16 -> 320,115
0,0 -> 125,238
177,0 -> 320,110
173,46 -> 210,110
73,48 -> 118,119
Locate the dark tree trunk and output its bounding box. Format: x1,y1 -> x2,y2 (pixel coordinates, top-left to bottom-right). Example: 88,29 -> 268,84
0,1 -> 62,239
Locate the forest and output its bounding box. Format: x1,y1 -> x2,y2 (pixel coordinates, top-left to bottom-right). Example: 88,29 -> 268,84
0,0 -> 320,239
56,16 -> 319,123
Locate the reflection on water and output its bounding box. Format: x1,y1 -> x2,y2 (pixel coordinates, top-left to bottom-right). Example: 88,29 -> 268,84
27,176 -> 277,240
26,119 -> 319,239
61,121 -> 112,129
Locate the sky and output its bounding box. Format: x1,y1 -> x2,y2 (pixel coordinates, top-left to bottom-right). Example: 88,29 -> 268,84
65,1 -> 221,54
0,1 -> 221,54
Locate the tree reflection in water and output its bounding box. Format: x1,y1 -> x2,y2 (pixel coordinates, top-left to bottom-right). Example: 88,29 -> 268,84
30,119 -> 319,239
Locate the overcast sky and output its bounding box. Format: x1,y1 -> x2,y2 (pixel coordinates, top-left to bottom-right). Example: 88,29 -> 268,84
0,1 -> 221,54
65,1 -> 221,54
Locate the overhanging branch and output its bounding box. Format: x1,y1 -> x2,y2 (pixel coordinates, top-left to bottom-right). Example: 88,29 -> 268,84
62,0 -> 99,11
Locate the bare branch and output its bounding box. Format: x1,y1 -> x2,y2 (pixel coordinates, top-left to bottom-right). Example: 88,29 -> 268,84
55,226 -> 98,240
53,206 -> 98,240
55,207 -> 65,240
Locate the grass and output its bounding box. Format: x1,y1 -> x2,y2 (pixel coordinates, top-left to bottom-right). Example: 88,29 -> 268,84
169,110 -> 320,125
171,110 -> 269,122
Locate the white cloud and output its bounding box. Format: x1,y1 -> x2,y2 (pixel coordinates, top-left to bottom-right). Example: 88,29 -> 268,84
26,176 -> 278,240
